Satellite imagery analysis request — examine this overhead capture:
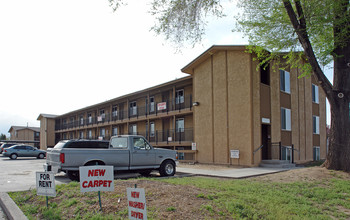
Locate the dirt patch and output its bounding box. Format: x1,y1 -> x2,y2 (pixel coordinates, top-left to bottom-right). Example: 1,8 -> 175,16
252,166 -> 350,183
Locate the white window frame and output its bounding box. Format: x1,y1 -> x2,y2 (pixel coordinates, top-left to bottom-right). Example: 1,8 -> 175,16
130,124 -> 137,135
313,115 -> 320,134
281,108 -> 291,131
112,105 -> 118,117
176,118 -> 185,133
112,127 -> 118,136
312,84 -> 319,104
88,113 -> 92,124
175,89 -> 185,104
100,109 -> 105,119
80,115 -> 84,125
280,70 -> 290,94
79,131 -> 84,139
88,130 -> 92,139
100,128 -> 105,137
150,122 -> 155,137
149,97 -> 155,112
130,101 -> 137,116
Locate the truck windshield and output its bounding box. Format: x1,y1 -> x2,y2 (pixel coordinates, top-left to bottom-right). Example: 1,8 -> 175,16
110,137 -> 128,149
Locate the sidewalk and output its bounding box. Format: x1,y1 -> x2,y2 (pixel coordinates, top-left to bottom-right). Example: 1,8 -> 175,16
177,165 -> 292,178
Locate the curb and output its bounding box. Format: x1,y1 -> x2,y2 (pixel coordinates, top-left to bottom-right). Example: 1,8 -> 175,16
0,193 -> 27,220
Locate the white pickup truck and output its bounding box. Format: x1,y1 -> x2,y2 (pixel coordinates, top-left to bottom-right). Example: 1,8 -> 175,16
44,135 -> 178,181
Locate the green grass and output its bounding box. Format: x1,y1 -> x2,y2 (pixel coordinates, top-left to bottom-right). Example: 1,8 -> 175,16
8,175 -> 350,219
158,177 -> 350,219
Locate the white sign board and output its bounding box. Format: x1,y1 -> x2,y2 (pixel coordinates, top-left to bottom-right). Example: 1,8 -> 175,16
191,142 -> 197,151
36,172 -> 56,197
262,118 -> 271,124
230,150 -> 240,159
79,166 -> 114,193
157,102 -> 167,111
127,188 -> 147,220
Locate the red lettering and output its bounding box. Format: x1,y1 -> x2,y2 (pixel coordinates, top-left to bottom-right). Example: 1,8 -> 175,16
131,191 -> 140,198
82,181 -> 87,188
128,201 -> 145,210
131,211 -> 143,219
99,169 -> 106,176
88,181 -> 93,187
88,170 -> 94,177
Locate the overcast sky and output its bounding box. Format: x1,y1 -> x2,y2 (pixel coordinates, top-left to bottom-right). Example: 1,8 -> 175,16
0,0 -> 331,136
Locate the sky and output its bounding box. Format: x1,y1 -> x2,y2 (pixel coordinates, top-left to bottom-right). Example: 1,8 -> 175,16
0,0 -> 332,136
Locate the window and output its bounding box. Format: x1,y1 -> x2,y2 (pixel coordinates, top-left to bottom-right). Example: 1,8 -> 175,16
80,115 -> 84,125
100,128 -> 105,137
87,130 -> 92,139
313,147 -> 320,161
88,113 -> 92,124
150,122 -> 155,137
99,109 -> 105,118
149,97 -> 155,112
175,89 -> 184,104
79,131 -> 84,139
280,70 -> 290,93
112,127 -> 118,136
281,146 -> 292,161
112,105 -> 118,117
129,101 -> 137,116
312,84 -> 319,103
313,115 -> 320,134
110,137 -> 128,149
133,137 -> 150,150
130,124 -> 137,135
63,133 -> 67,139
281,108 -> 291,131
176,118 -> 185,132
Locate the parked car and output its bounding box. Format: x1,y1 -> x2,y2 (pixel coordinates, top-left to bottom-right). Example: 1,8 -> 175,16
0,143 -> 16,154
3,145 -> 46,159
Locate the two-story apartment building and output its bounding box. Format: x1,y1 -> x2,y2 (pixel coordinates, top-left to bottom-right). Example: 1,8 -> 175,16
8,126 -> 40,147
37,45 -> 327,166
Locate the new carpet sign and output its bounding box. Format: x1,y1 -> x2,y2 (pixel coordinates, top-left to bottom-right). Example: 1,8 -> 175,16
79,165 -> 114,193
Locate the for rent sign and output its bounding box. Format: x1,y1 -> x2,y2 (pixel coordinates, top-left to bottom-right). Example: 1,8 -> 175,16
127,188 -> 147,220
36,172 -> 56,197
79,166 -> 114,193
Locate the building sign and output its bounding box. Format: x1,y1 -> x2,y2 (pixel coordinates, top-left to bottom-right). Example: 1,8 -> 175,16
262,118 -> 270,124
157,102 -> 167,111
127,188 -> 147,220
36,172 -> 56,197
191,142 -> 197,151
79,166 -> 114,193
230,150 -> 240,159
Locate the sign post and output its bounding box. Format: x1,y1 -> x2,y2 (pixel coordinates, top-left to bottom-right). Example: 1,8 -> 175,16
36,172 -> 56,207
127,187 -> 147,220
79,165 -> 114,211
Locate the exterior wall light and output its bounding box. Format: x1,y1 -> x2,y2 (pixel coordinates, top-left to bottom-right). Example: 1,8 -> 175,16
193,102 -> 200,106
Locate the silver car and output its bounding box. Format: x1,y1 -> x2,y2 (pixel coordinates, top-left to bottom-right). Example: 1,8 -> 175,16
3,145 -> 46,160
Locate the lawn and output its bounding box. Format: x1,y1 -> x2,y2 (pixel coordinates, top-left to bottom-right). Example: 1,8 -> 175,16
8,167 -> 350,219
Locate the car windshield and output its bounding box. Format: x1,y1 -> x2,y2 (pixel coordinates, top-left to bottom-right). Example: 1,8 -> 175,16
53,142 -> 67,149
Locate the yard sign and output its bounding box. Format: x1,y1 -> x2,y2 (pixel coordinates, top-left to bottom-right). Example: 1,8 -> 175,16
36,171 -> 56,197
127,187 -> 147,220
79,165 -> 114,193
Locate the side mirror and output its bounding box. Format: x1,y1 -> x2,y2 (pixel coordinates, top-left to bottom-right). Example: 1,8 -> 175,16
145,145 -> 151,150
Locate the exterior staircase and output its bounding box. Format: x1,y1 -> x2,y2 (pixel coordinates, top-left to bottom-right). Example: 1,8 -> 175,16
259,160 -> 296,169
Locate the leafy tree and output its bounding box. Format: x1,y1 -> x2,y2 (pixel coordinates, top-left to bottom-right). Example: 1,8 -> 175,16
109,0 -> 350,172
0,133 -> 7,140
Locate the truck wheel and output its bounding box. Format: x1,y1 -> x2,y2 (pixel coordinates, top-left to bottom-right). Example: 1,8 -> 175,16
10,154 -> 18,160
67,171 -> 80,182
159,160 -> 176,177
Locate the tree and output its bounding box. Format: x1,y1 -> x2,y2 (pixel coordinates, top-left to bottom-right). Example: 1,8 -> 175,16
0,133 -> 6,140
109,0 -> 350,172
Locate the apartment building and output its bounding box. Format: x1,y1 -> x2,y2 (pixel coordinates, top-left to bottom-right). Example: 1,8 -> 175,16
8,126 -> 40,147
37,45 -> 326,166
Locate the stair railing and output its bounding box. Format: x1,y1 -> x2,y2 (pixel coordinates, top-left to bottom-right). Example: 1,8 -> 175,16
252,144 -> 264,164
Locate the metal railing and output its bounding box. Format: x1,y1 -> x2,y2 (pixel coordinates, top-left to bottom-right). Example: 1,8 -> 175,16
55,95 -> 193,131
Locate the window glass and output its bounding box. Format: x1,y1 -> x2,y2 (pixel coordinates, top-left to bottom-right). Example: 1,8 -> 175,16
312,84 -> 319,103
110,137 -> 128,149
313,116 -> 320,134
281,108 -> 291,131
176,89 -> 185,104
313,146 -> 320,161
133,137 -> 150,150
280,70 -> 290,93
176,119 -> 185,132
150,122 -> 155,137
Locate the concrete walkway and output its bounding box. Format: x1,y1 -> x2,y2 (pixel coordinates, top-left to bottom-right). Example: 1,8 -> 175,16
177,166 -> 291,178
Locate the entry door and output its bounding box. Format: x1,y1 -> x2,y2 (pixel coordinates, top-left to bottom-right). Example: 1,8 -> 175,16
261,124 -> 271,160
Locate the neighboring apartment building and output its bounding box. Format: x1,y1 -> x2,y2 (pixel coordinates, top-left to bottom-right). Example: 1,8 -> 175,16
8,126 -> 40,147
37,45 -> 326,166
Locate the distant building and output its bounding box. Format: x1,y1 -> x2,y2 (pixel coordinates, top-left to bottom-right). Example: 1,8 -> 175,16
37,45 -> 326,166
8,126 -> 40,147
37,114 -> 59,149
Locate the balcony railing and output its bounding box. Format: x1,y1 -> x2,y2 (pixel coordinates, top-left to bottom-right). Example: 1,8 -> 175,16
55,95 -> 193,131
